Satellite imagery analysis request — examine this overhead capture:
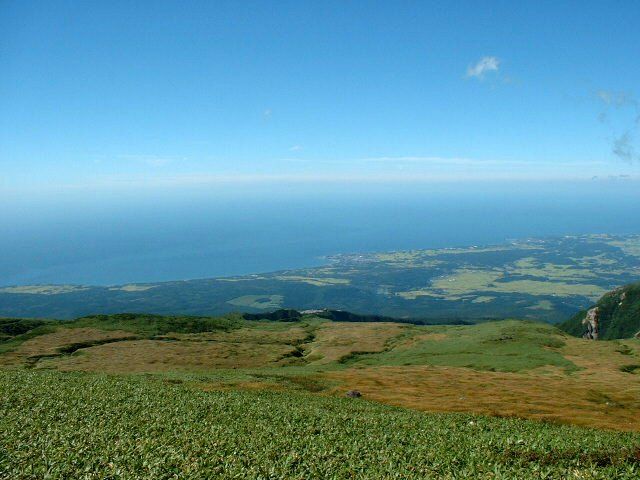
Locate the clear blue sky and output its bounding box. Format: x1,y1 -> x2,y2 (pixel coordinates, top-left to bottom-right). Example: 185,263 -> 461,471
2,0 -> 640,197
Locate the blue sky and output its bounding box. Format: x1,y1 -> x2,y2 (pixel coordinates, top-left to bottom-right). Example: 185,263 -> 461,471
2,0 -> 640,196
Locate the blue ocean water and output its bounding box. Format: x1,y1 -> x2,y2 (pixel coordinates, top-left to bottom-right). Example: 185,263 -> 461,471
2,181 -> 639,286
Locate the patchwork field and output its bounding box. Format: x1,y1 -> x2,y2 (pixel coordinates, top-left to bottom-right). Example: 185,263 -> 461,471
2,234 -> 640,321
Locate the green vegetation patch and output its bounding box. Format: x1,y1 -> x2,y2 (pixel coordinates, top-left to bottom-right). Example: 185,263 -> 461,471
431,268 -> 607,300
274,275 -> 351,286
527,300 -> 555,311
608,238 -> 640,258
2,234 -> 639,322
0,285 -> 89,295
0,318 -> 48,338
108,284 -> 158,292
620,364 -> 640,374
347,321 -> 577,373
508,258 -> 598,281
1,370 -> 639,479
560,282 -> 640,339
227,294 -> 284,309
471,296 -> 495,303
0,318 -> 58,354
69,313 -> 241,336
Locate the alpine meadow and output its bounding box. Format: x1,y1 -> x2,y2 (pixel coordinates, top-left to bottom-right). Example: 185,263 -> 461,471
2,2 -> 640,479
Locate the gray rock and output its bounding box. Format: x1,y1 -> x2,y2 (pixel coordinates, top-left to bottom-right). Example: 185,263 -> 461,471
582,307 -> 600,340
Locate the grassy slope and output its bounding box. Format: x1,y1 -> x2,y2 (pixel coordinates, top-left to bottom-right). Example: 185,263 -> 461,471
0,318 -> 58,355
68,312 -> 242,335
1,370 -> 639,479
2,313 -> 640,432
560,282 -> 640,339
0,318 -> 48,338
346,320 -> 576,372
2,314 -> 640,477
0,314 -> 574,374
0,313 -> 242,351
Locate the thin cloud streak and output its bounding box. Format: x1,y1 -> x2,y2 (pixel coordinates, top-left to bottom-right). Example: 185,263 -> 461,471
20,169 -> 639,192
4,155 -> 635,195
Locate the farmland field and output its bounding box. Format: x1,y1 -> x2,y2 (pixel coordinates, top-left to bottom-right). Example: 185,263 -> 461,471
2,234 -> 640,322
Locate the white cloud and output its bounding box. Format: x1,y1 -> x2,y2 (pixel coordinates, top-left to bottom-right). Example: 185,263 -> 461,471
289,145 -> 303,152
466,56 -> 500,79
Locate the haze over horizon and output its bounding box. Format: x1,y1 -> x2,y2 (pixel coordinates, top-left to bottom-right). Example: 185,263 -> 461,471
2,1 -> 640,286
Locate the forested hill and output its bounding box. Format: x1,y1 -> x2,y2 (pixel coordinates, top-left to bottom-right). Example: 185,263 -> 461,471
559,282 -> 640,340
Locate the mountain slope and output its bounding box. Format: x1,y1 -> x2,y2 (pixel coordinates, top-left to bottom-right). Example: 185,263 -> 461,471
3,370 -> 640,479
3,313 -> 640,430
559,282 -> 640,340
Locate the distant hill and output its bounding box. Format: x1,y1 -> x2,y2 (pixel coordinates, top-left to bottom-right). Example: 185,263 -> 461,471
312,309 -> 472,325
241,308 -> 474,325
559,282 -> 640,340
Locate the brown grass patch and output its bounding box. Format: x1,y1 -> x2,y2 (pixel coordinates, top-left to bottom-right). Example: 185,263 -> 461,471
303,322 -> 406,365
0,328 -> 136,367
324,363 -> 640,431
39,339 -> 297,373
394,332 -> 448,349
177,325 -> 310,345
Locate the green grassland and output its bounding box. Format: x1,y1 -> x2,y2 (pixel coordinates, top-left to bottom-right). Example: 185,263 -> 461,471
2,313 -> 640,427
2,313 -> 640,478
227,294 -> 284,309
1,234 -> 639,322
344,320 -> 577,372
2,370 -> 639,479
0,314 -> 572,372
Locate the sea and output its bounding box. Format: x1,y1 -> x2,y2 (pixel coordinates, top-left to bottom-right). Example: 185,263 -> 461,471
2,180 -> 639,286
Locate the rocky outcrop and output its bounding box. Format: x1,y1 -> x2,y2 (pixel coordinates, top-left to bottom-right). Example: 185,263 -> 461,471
619,292 -> 627,305
560,282 -> 640,340
582,307 -> 600,340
